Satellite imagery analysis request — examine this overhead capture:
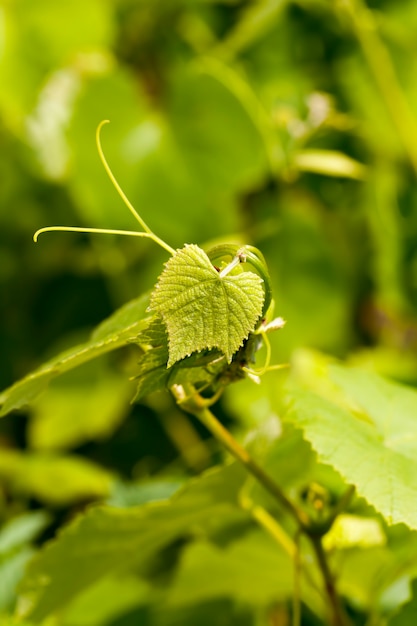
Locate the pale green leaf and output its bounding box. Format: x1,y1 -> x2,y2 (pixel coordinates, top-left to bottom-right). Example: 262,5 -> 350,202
0,547 -> 35,612
0,450 -> 112,505
0,512 -> 50,555
389,579 -> 417,625
286,364 -> 417,528
323,514 -> 386,550
150,245 -> 264,366
294,149 -> 367,180
106,480 -> 182,508
0,294 -> 150,418
18,463 -> 246,621
0,512 -> 50,613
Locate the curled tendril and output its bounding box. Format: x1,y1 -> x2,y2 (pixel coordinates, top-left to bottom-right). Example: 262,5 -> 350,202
33,121 -> 175,256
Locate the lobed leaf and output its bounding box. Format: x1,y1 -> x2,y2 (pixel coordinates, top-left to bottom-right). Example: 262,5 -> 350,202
150,244 -> 264,367
286,363 -> 417,529
18,463 -> 247,621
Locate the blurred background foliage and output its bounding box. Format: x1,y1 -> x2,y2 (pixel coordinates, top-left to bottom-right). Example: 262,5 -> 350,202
1,0 -> 417,624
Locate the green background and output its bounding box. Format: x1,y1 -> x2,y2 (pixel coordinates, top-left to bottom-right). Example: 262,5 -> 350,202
1,0 -> 417,624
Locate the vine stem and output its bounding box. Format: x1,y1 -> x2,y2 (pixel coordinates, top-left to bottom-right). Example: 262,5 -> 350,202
172,384 -> 354,626
172,386 -> 309,529
310,536 -> 353,626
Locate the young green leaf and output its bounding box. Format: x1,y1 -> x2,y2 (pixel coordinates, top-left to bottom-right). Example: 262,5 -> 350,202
150,244 -> 264,367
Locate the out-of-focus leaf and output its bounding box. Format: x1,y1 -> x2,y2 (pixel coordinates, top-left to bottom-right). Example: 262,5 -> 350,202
166,530 -> 292,607
323,514 -> 385,550
169,70 -> 268,194
0,512 -> 50,613
68,72 -> 239,249
18,463 -> 246,621
0,546 -> 35,612
334,546 -> 406,613
0,450 -> 112,505
0,512 -> 50,555
0,0 -> 113,125
286,361 -> 417,528
0,294 -> 150,417
61,575 -> 150,626
389,579 -> 417,625
294,149 -> 367,179
29,366 -> 134,451
107,480 -> 182,509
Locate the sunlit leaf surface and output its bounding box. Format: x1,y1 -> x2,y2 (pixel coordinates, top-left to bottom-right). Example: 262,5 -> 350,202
150,245 -> 264,366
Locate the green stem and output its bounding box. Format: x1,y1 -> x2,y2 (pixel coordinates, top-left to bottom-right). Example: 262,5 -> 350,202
172,384 -> 353,626
172,385 -> 309,528
199,407 -> 308,526
293,530 -> 301,626
240,496 -> 297,559
310,536 -> 353,626
341,0 -> 417,174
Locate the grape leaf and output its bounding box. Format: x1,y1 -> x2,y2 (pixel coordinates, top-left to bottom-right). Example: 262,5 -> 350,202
285,363 -> 417,528
18,463 -> 247,621
149,244 -> 264,367
0,294 -> 150,418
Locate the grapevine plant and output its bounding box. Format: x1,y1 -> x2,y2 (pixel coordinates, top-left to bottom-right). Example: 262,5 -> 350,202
3,123 -> 417,626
